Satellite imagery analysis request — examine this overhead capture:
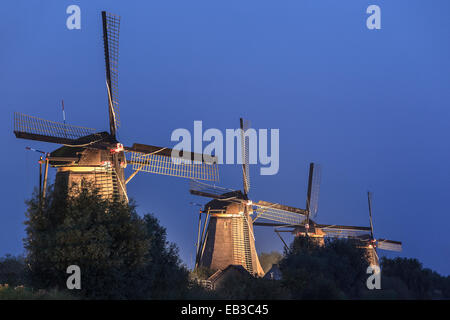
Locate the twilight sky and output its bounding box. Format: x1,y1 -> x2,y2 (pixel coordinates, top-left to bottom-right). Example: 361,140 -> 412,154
1,0 -> 449,275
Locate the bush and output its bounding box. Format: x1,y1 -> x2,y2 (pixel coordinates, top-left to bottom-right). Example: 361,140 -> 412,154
23,182 -> 188,299
0,255 -> 27,287
380,257 -> 450,299
214,273 -> 291,300
258,251 -> 283,273
0,284 -> 75,300
279,237 -> 368,299
9,181 -> 449,300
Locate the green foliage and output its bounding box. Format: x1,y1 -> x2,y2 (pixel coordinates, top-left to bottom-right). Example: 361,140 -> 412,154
258,251 -> 283,273
189,266 -> 215,281
7,181 -> 448,300
379,257 -> 450,299
0,284 -> 75,300
279,238 -> 450,300
214,275 -> 291,300
280,237 -> 368,299
23,182 -> 188,299
135,214 -> 190,299
187,266 -> 290,300
0,255 -> 27,287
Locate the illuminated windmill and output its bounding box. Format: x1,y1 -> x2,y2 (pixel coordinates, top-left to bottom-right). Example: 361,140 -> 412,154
257,171 -> 402,266
190,118 -> 309,277
13,11 -> 218,203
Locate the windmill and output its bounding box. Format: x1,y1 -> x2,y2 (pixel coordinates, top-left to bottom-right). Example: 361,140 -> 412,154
252,162 -> 329,247
258,178 -> 402,266
190,118 -> 309,277
13,11 -> 219,203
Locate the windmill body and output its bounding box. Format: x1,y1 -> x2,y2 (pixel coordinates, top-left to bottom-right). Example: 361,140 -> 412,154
198,192 -> 264,277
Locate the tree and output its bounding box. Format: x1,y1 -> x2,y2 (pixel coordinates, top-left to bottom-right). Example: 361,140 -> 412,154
279,237 -> 369,299
280,238 -> 450,300
380,257 -> 450,299
214,271 -> 290,300
258,251 -> 283,273
24,182 -> 188,299
0,255 -> 27,287
136,214 -> 190,299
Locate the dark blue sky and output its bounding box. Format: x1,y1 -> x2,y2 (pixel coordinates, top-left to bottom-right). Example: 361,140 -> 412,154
1,1 -> 449,275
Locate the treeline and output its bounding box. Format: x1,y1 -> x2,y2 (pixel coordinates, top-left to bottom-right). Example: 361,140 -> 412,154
191,237 -> 450,299
1,183 -> 189,299
0,184 -> 449,299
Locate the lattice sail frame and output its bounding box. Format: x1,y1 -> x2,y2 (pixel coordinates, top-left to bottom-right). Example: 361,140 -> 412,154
190,179 -> 235,197
128,151 -> 219,182
320,227 -> 371,239
240,118 -> 251,195
14,112 -> 99,142
253,201 -> 306,225
377,240 -> 402,252
309,164 -> 321,218
103,12 -> 121,129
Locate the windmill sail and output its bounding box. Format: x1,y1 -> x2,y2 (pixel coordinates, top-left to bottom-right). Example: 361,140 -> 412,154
189,180 -> 236,198
14,112 -> 101,145
377,239 -> 402,252
240,118 -> 251,196
253,200 -> 307,225
318,224 -> 372,239
367,191 -> 375,239
102,11 -> 121,136
127,151 -> 219,182
127,143 -> 217,163
306,163 -> 321,219
309,163 -> 321,218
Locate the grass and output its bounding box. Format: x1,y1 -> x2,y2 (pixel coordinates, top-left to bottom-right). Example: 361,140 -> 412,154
0,284 -> 76,300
